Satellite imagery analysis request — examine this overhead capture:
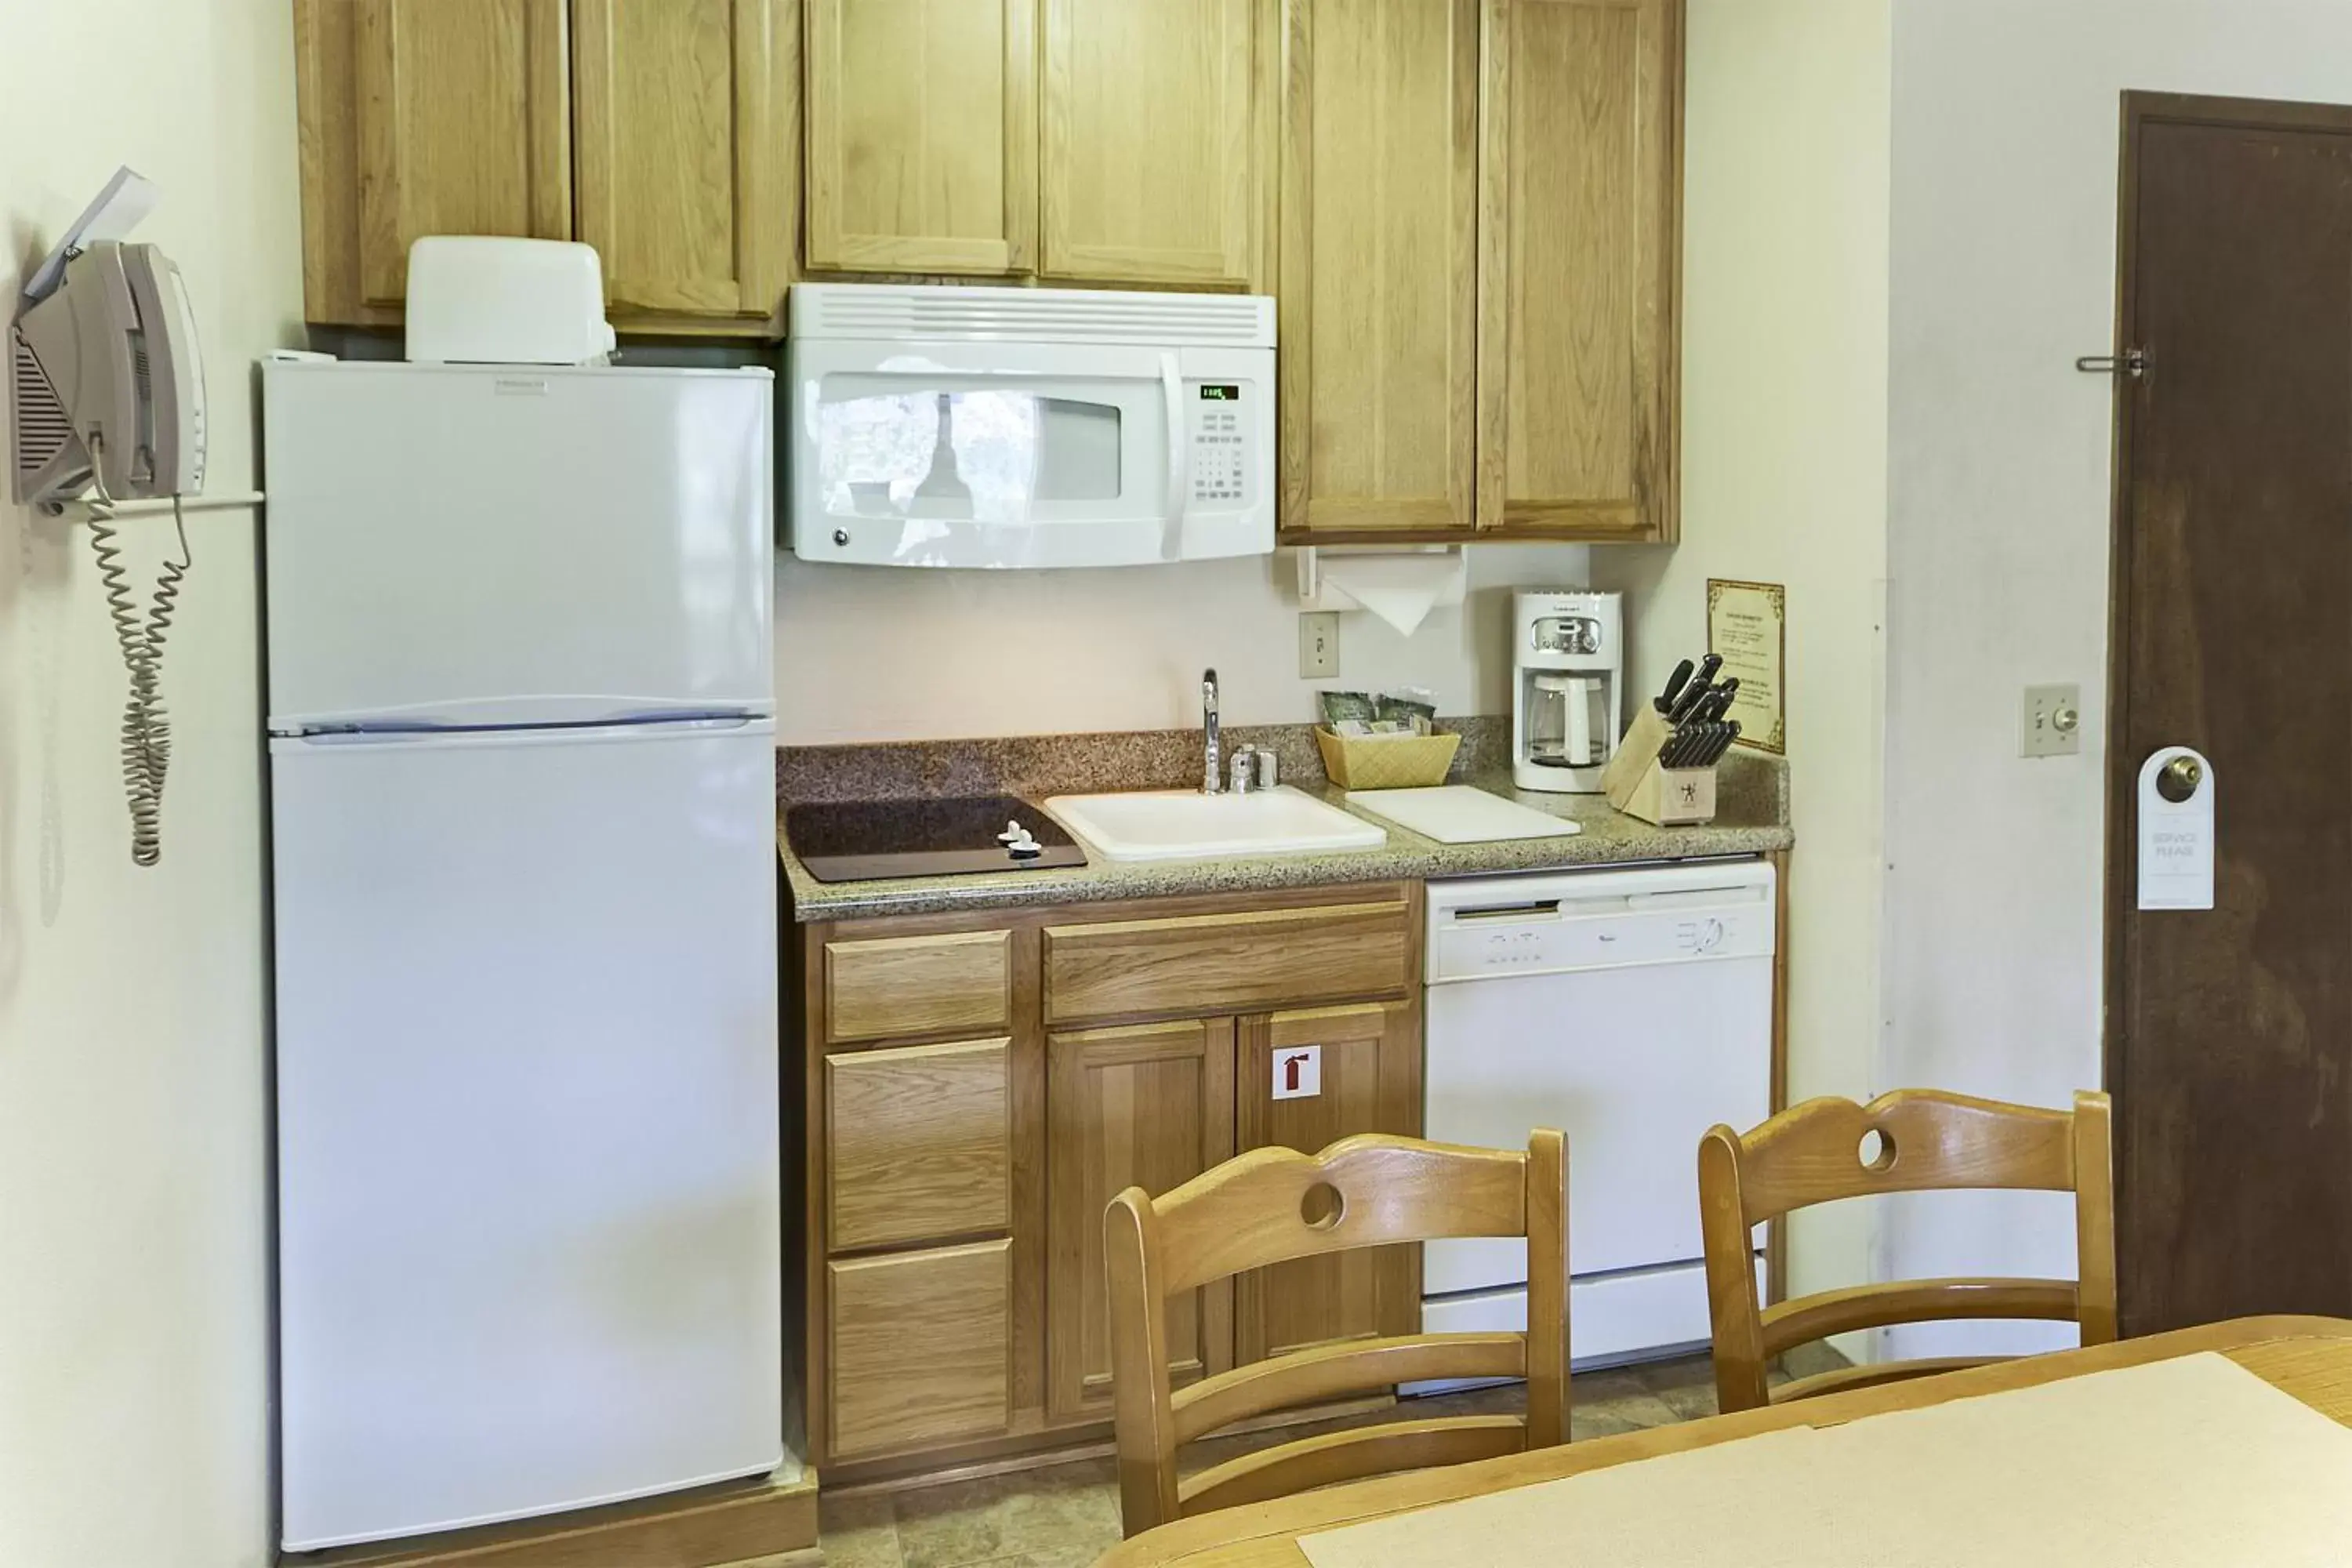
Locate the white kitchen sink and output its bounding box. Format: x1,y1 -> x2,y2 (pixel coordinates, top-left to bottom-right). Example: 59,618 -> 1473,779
1044,786 -> 1387,862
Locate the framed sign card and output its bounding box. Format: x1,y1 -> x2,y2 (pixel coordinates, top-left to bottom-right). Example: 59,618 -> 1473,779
1705,579 -> 1785,754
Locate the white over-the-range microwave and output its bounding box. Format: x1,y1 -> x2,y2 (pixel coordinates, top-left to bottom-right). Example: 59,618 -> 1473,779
785,284 -> 1274,568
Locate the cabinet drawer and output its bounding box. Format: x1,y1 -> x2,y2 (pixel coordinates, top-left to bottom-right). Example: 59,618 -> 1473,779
829,1240 -> 1013,1457
826,1038 -> 1011,1251
826,929 -> 1011,1044
1043,898 -> 1413,1025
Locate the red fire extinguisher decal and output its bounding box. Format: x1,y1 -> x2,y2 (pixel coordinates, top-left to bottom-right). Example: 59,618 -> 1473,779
1273,1046 -> 1320,1099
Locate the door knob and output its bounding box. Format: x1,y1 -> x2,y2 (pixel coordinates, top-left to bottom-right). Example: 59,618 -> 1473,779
2158,753 -> 2204,803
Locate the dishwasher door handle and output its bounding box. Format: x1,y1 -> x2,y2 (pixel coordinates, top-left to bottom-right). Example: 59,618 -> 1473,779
1447,899 -> 1564,924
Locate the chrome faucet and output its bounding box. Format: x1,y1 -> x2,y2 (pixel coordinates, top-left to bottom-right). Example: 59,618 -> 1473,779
1200,668 -> 1222,794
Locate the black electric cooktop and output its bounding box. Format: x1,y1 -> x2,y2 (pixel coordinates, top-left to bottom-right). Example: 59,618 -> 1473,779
786,795 -> 1087,883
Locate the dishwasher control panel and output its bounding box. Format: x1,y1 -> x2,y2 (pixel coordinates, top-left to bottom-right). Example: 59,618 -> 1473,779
1425,861 -> 1777,984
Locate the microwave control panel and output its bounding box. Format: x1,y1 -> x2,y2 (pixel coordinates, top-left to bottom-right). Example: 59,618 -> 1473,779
1190,383 -> 1249,506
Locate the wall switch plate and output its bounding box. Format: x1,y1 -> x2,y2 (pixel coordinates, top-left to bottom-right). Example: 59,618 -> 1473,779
2022,683 -> 2082,758
1272,1045 -> 1321,1100
1298,612 -> 1340,679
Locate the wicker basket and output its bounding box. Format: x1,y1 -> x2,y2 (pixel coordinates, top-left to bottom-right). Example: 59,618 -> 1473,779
1313,727 -> 1461,790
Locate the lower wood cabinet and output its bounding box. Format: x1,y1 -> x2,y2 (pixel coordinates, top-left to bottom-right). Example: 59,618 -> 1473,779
1235,1001 -> 1423,1362
828,1239 -> 1014,1457
1045,1019 -> 1236,1419
799,884 -> 1424,1477
826,1037 -> 1011,1251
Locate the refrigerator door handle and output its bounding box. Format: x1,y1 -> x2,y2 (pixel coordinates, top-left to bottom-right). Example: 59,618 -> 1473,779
280,715 -> 771,750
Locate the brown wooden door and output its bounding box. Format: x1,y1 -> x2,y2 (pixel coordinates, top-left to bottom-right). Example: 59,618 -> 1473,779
572,0 -> 795,321
1475,0 -> 1681,541
804,0 -> 1039,276
1277,0 -> 1479,538
293,0 -> 572,322
1044,1018 -> 1235,1420
1233,1001 -> 1422,1363
2107,93 -> 2352,1336
1040,0 -> 1264,288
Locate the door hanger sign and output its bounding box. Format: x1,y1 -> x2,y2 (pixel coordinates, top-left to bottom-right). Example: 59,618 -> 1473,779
2137,746 -> 2215,911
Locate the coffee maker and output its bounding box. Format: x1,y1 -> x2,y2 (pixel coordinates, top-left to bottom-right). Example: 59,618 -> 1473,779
1512,590 -> 1622,793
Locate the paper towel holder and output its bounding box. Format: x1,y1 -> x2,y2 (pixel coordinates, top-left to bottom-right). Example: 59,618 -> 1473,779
1290,543 -> 1467,609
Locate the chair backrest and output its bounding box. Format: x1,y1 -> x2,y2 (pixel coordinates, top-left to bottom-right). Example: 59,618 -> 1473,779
1697,1088 -> 2116,1413
1105,1131 -> 1568,1538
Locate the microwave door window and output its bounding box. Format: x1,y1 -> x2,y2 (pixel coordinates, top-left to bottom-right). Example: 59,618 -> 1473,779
1034,397 -> 1121,500
814,382 -> 1129,523
813,385 -> 1029,523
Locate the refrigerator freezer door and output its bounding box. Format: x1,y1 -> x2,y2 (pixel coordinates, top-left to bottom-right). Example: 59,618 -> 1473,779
263,363 -> 773,731
273,720 -> 781,1550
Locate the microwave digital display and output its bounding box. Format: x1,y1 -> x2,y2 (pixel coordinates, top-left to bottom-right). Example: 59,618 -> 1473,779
1200,384 -> 1241,401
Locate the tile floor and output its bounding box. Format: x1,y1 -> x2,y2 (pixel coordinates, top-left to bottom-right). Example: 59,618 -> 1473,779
813,1347 -> 1846,1568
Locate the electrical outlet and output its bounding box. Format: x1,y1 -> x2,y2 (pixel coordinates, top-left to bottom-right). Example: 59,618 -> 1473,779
1298,612 -> 1340,679
2022,683 -> 2082,758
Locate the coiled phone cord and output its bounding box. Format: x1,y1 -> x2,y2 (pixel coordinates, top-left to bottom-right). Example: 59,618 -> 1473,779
83,436 -> 191,867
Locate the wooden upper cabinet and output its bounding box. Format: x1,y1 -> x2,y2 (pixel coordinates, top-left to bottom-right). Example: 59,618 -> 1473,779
572,0 -> 796,321
1477,0 -> 1682,540
1278,0 -> 1478,536
1041,0 -> 1265,288
805,0 -> 1038,275
294,0 -> 572,324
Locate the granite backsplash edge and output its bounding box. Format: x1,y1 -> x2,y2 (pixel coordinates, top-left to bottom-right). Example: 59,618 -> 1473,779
776,718 -> 1790,829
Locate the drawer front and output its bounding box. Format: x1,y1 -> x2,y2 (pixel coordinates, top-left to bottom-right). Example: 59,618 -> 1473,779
829,1239 -> 1013,1458
827,1037 -> 1012,1251
826,928 -> 1011,1044
1043,898 -> 1413,1026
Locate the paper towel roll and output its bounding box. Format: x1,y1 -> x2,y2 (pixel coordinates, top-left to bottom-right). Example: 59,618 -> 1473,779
1295,546 -> 1468,637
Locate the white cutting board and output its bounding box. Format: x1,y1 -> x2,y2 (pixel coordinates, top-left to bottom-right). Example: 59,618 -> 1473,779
1343,786 -> 1582,844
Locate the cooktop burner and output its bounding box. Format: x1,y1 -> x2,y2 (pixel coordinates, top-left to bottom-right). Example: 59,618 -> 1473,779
786,795 -> 1087,884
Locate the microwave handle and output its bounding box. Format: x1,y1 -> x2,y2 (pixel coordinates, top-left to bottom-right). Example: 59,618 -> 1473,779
1160,350 -> 1187,560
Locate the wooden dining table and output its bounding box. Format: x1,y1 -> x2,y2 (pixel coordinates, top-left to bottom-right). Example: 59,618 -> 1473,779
1093,1316 -> 2352,1567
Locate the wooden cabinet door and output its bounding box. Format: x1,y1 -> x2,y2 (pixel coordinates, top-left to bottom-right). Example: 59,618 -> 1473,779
572,0 -> 795,320
293,0 -> 572,322
805,0 -> 1038,275
1234,1000 -> 1422,1364
1278,0 -> 1478,536
826,1037 -> 1012,1251
1041,894 -> 1414,1029
829,1239 -> 1013,1457
1041,0 -> 1263,287
1476,0 -> 1682,540
1045,1018 -> 1236,1419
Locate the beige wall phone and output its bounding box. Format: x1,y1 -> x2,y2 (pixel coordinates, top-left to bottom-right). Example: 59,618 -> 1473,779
10,168 -> 256,866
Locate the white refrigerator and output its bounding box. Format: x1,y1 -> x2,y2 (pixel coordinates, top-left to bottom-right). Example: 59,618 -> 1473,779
263,361 -> 782,1552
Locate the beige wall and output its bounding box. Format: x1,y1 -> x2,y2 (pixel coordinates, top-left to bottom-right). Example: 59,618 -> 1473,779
1878,0 -> 2352,1359
1594,0 -> 1893,1308
775,543 -> 1591,744
0,1 -> 302,1563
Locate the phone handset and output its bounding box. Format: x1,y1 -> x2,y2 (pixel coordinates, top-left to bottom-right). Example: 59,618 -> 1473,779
120,246 -> 207,495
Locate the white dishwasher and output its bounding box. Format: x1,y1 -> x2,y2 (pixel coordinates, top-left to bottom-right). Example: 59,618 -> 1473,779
1419,859 -> 1775,1374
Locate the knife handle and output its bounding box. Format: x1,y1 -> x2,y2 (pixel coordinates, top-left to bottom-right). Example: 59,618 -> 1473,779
1656,657 -> 1696,714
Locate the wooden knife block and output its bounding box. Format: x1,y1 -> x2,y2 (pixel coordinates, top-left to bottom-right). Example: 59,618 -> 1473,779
1603,706 -> 1720,827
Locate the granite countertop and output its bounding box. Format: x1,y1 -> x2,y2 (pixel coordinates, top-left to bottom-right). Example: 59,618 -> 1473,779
776,719 -> 1791,924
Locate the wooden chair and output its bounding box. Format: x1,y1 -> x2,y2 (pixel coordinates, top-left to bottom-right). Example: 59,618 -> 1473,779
1104,1131 -> 1569,1538
1697,1088 -> 2117,1414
